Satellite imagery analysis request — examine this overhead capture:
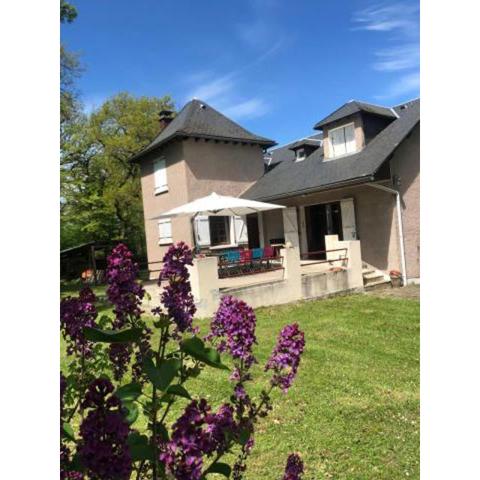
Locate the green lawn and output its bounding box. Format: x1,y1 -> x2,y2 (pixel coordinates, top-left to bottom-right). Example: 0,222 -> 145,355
61,290 -> 419,479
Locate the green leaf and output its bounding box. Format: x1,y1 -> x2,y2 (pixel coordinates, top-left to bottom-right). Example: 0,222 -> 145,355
204,462 -> 232,477
166,384 -> 192,400
181,336 -> 205,355
70,453 -> 85,473
127,433 -> 154,462
154,316 -> 170,329
83,327 -> 142,343
115,382 -> 142,402
62,422 -> 75,441
181,337 -> 229,370
238,428 -> 251,446
123,402 -> 139,425
143,357 -> 181,391
157,423 -> 169,442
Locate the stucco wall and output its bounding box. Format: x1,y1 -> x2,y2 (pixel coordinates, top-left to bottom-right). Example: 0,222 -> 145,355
182,138 -> 265,200
390,123 -> 420,278
262,209 -> 284,244
139,141 -> 192,278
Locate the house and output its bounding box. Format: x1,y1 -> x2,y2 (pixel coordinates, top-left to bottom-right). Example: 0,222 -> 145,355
133,97 -> 420,283
132,99 -> 276,278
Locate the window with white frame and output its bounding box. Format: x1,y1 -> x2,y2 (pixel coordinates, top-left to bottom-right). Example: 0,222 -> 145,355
153,158 -> 168,194
296,148 -> 306,161
209,216 -> 230,246
328,123 -> 356,158
158,218 -> 173,245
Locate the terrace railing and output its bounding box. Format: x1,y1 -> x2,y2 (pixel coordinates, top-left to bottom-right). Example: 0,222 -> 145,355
216,247 -> 284,278
300,248 -> 348,267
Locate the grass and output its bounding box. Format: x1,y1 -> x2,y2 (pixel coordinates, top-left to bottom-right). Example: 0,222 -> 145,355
61,289 -> 419,479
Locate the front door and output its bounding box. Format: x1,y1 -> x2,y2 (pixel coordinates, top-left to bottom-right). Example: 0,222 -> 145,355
305,201 -> 343,259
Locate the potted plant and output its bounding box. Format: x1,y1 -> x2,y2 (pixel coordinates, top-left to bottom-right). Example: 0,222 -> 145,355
390,269 -> 403,287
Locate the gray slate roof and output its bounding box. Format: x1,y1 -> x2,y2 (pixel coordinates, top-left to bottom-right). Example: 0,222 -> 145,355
267,133 -> 323,166
314,100 -> 398,129
132,99 -> 276,160
288,138 -> 322,151
244,99 -> 419,201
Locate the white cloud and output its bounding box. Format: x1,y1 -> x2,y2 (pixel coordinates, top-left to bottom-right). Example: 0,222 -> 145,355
352,2 -> 419,37
236,20 -> 272,49
187,76 -> 235,103
183,41 -> 283,120
375,72 -> 420,99
352,2 -> 419,100
222,98 -> 269,120
373,44 -> 419,72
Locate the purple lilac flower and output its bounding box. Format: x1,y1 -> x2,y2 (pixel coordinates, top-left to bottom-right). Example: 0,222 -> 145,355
60,467 -> 84,480
160,399 -> 237,479
106,244 -> 146,379
204,403 -> 237,454
207,296 -> 257,369
265,323 -> 305,393
106,243 -> 145,327
160,399 -> 210,480
78,378 -> 131,480
108,343 -> 132,381
282,453 -> 304,480
60,287 -> 97,357
159,242 -> 196,333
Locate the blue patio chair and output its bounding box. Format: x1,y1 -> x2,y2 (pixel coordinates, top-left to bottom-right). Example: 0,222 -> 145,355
225,250 -> 240,263
252,248 -> 263,260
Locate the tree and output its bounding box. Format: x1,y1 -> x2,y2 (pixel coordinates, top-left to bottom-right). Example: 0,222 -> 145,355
60,0 -> 77,23
61,93 -> 175,256
60,1 -> 82,127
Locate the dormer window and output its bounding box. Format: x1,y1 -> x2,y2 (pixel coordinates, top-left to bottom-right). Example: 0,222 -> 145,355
328,123 -> 356,158
296,148 -> 306,162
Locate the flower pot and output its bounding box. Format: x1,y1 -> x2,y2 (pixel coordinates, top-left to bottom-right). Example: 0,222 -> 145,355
391,276 -> 403,288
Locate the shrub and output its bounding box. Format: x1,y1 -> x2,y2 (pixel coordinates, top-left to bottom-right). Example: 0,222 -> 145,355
60,242 -> 306,479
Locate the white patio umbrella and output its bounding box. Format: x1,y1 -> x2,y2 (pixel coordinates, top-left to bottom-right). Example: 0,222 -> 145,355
150,192 -> 285,219
150,192 -> 285,250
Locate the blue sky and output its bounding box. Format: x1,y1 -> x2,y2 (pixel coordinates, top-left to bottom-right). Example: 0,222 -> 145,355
61,0 -> 419,145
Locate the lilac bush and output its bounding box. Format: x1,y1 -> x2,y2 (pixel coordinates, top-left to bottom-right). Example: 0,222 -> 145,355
60,242 -> 307,479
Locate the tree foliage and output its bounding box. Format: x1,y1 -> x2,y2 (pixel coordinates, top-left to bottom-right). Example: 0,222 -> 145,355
60,1 -> 82,128
61,93 -> 175,255
60,0 -> 78,23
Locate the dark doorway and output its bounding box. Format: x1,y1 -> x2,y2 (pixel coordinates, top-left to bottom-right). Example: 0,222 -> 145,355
246,214 -> 260,249
305,202 -> 343,259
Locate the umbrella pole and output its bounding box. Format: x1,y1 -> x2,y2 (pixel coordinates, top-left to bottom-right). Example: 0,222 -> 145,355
191,213 -> 199,254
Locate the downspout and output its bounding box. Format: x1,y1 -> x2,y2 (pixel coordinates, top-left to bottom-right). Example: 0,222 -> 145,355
366,183 -> 407,287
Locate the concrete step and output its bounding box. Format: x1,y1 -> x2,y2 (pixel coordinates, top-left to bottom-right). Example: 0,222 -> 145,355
363,274 -> 385,283
364,279 -> 392,291
362,268 -> 375,275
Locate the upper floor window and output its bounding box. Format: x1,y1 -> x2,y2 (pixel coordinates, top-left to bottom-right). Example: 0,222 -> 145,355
296,148 -> 306,162
328,123 -> 356,158
153,158 -> 168,194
